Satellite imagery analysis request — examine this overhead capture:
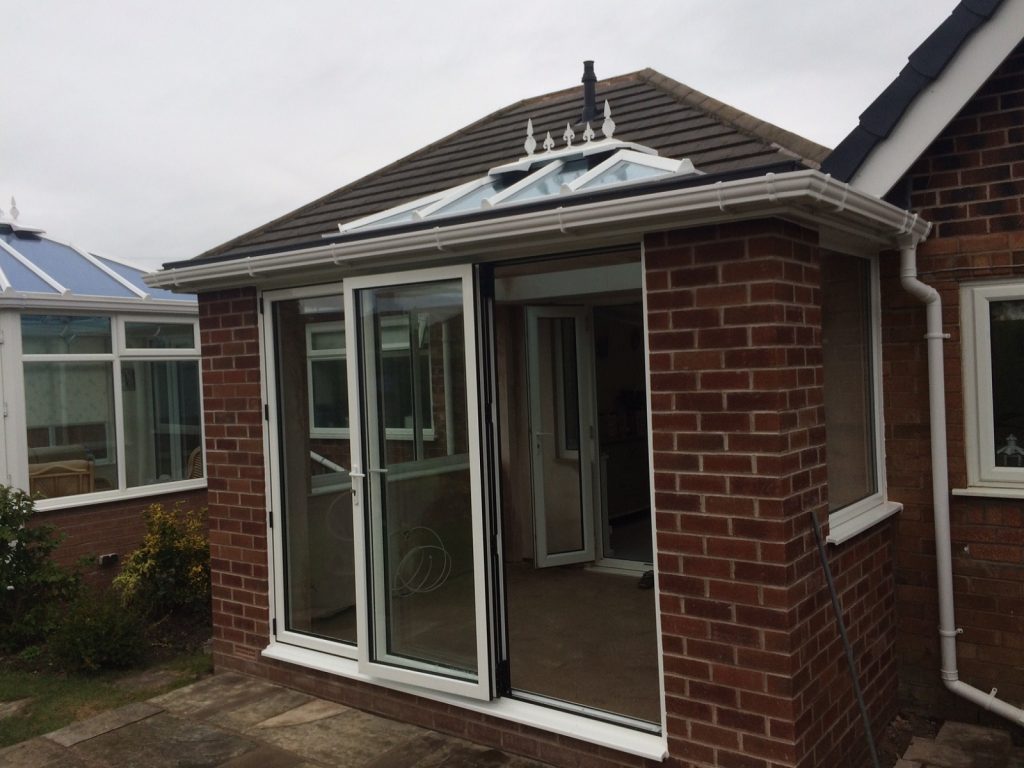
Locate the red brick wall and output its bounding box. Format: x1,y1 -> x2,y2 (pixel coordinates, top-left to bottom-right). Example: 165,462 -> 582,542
36,488 -> 207,578
200,288 -> 271,664
644,219 -> 895,768
886,41 -> 1024,721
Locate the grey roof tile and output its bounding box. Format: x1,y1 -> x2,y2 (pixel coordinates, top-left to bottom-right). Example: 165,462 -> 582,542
193,68 -> 828,264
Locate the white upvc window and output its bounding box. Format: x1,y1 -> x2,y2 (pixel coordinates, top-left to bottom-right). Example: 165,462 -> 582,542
8,311 -> 205,510
961,281 -> 1024,492
821,249 -> 900,543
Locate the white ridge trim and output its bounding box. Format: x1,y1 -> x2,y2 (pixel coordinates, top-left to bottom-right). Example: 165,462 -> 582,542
0,238 -> 67,294
71,245 -> 149,299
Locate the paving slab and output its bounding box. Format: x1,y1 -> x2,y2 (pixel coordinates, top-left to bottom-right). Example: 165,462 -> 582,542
44,701 -> 162,747
69,711 -> 257,768
254,707 -> 425,766
365,730 -> 536,767
251,698 -> 349,730
152,672 -> 313,730
216,742 -> 307,768
0,737 -> 94,768
935,722 -> 1013,766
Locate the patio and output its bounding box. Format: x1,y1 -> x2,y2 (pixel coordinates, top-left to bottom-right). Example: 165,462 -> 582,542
0,673 -> 553,768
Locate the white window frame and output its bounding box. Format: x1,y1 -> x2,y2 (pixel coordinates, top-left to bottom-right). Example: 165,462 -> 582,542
960,280 -> 1024,493
822,248 -> 902,544
12,311 -> 205,511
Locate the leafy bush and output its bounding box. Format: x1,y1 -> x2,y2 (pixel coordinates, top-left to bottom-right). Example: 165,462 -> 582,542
50,588 -> 146,673
0,485 -> 79,651
114,503 -> 210,618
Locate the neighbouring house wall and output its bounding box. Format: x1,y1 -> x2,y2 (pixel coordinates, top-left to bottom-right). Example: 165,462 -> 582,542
35,488 -> 207,578
885,41 -> 1024,722
644,219 -> 895,768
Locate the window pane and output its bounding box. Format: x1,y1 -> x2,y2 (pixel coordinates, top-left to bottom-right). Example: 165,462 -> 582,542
274,296 -> 356,645
822,254 -> 876,511
989,300 -> 1024,465
22,315 -> 111,354
24,361 -> 117,498
360,279 -> 476,676
121,360 -> 202,487
124,321 -> 195,350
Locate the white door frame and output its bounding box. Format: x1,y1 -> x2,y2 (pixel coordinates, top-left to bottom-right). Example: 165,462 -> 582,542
525,306 -> 596,568
345,264 -> 491,700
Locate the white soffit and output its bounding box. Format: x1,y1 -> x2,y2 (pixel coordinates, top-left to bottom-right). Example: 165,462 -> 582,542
850,0 -> 1024,197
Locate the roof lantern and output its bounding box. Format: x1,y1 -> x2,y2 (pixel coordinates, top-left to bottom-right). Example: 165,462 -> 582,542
330,71 -> 702,239
0,201 -> 193,304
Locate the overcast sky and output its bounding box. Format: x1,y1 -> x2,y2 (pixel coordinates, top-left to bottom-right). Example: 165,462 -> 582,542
4,1 -> 960,271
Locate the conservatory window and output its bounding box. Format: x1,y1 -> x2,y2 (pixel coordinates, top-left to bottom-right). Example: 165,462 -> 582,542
961,282 -> 1024,491
19,314 -> 203,503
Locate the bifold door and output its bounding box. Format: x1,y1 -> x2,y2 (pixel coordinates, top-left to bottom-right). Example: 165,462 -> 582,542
345,265 -> 491,699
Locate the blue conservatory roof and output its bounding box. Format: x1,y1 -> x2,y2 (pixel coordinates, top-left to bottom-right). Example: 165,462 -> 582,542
0,214 -> 193,306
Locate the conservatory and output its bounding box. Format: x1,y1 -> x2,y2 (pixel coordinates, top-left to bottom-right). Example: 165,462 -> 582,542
0,206 -> 204,518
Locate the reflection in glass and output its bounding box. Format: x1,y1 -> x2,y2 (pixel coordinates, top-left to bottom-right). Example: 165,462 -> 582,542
578,159 -> 667,191
504,159 -> 589,204
274,296 -> 356,645
122,360 -> 202,486
359,279 -> 476,676
21,315 -> 111,354
124,321 -> 195,350
24,361 -> 117,497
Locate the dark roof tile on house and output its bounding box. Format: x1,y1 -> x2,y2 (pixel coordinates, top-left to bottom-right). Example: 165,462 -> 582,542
822,0 -> 1005,183
195,69 -> 829,264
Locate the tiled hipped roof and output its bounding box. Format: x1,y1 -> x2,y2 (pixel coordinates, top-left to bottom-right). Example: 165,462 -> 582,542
195,69 -> 829,264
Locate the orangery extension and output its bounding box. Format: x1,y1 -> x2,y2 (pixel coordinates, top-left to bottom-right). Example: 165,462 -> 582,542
147,3 -> 1024,765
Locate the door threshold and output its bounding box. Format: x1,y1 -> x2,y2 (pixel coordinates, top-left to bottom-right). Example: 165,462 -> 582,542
587,558 -> 651,575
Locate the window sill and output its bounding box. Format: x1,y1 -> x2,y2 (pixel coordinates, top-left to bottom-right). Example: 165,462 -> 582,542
827,500 -> 902,545
952,485 -> 1024,499
32,478 -> 207,513
261,642 -> 668,762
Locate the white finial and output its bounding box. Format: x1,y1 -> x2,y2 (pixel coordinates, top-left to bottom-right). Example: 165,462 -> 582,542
601,100 -> 615,139
563,123 -> 575,147
542,131 -> 555,152
9,197 -> 19,221
524,119 -> 537,156
582,122 -> 595,143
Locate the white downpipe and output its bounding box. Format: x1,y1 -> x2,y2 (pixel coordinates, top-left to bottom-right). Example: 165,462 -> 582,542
899,240 -> 1024,728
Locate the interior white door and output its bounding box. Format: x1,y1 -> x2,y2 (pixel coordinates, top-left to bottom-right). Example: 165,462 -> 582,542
525,306 -> 596,568
345,265 -> 491,700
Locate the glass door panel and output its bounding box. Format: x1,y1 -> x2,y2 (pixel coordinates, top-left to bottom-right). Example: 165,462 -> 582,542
525,307 -> 595,567
346,266 -> 490,699
269,292 -> 357,655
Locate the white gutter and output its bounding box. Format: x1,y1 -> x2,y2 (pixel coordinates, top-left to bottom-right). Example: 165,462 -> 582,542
899,239 -> 1024,728
146,170 -> 932,291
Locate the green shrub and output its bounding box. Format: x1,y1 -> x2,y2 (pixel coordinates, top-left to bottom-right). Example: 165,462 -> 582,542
0,485 -> 79,651
50,588 -> 146,673
114,503 -> 210,619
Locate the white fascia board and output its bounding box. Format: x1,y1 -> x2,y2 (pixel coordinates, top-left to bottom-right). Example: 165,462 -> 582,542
0,293 -> 197,315
851,0 -> 1024,197
146,170 -> 932,292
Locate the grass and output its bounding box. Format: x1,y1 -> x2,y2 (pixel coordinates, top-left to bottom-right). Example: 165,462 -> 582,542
0,647 -> 213,748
